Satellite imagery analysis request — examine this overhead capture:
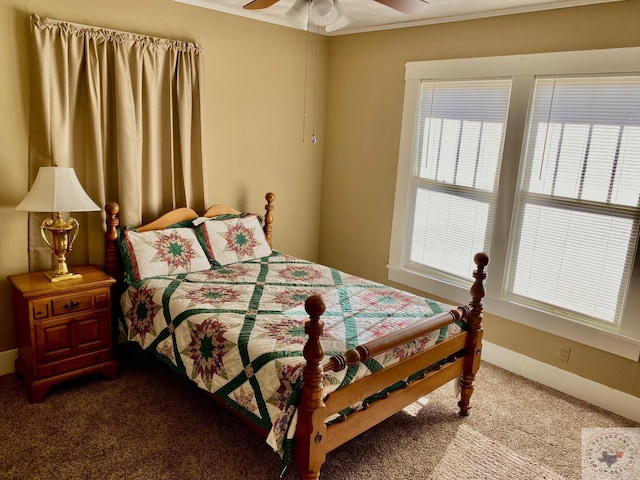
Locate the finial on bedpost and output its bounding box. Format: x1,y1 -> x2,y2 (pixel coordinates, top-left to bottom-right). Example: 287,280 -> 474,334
264,192 -> 275,248
458,252 -> 488,417
295,294 -> 327,480
470,252 -> 489,311
104,202 -> 120,280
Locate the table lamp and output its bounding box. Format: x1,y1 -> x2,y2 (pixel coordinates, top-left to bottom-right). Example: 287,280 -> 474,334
16,164 -> 100,282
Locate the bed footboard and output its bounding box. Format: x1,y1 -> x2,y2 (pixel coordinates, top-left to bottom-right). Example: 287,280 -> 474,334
294,253 -> 489,480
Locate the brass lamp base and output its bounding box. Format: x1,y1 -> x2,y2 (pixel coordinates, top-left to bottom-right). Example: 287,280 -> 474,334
40,213 -> 82,283
45,271 -> 83,282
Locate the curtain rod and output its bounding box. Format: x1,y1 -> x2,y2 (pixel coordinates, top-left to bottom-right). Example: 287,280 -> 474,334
30,13 -> 203,52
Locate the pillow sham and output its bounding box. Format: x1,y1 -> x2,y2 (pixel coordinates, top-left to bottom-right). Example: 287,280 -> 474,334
119,227 -> 211,283
196,214 -> 272,266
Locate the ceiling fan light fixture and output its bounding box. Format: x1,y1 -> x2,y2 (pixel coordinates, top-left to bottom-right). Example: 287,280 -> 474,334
286,0 -> 309,28
309,0 -> 339,27
324,0 -> 350,32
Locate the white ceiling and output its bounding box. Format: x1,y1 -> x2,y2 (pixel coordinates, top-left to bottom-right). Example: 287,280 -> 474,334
174,0 -> 624,35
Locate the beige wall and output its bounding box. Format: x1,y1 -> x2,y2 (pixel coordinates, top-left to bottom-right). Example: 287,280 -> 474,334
0,0 -> 328,352
320,0 -> 640,397
2,0 -> 639,400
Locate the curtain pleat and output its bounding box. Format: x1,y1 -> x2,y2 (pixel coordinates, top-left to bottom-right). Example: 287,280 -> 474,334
28,14 -> 206,271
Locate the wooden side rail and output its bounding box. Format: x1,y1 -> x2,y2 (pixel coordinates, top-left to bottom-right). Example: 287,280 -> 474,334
324,358 -> 465,454
323,306 -> 469,373
324,333 -> 468,418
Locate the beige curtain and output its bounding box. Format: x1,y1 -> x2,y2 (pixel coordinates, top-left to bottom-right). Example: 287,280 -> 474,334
28,14 -> 207,270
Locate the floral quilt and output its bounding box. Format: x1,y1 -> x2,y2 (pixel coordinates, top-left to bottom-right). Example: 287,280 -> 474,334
120,251 -> 465,462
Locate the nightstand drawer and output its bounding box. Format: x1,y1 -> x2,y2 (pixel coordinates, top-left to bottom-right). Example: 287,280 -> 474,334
51,293 -> 93,316
94,292 -> 109,309
32,301 -> 49,319
37,349 -> 112,378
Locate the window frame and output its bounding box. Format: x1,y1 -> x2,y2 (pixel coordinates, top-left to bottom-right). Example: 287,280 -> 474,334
388,47 -> 640,361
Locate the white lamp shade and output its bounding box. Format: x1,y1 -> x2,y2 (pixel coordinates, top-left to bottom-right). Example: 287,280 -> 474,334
16,166 -> 100,213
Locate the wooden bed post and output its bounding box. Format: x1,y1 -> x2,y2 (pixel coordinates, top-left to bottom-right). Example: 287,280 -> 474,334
264,192 -> 275,248
104,202 -> 121,281
295,295 -> 328,480
104,202 -> 123,347
458,252 -> 488,417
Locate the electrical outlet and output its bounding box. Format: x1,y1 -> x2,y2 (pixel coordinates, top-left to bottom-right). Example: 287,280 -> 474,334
558,345 -> 571,362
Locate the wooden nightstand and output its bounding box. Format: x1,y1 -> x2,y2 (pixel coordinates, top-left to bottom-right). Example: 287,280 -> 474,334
9,265 -> 118,402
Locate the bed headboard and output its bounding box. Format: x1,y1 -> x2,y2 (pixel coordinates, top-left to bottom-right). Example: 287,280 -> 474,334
104,192 -> 276,286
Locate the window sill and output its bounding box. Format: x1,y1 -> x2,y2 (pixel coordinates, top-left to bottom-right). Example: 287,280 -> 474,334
388,265 -> 640,361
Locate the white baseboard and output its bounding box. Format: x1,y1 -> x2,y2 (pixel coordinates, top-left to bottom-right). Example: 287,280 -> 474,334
482,341 -> 640,423
0,349 -> 17,376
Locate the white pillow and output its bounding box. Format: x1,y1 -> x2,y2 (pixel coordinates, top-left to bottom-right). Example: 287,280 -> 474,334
197,214 -> 272,266
121,227 -> 211,282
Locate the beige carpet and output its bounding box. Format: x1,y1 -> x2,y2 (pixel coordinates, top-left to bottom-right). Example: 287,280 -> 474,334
430,424 -> 565,480
0,346 -> 637,479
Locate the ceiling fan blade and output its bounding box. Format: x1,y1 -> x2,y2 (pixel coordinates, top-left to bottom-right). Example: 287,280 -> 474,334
375,0 -> 429,15
243,0 -> 281,10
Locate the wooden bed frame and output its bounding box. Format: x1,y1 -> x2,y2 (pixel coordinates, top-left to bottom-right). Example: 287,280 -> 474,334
103,192 -> 488,480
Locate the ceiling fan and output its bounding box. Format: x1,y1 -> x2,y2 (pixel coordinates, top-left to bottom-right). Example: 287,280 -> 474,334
243,0 -> 429,32
242,0 -> 429,140
243,0 -> 429,14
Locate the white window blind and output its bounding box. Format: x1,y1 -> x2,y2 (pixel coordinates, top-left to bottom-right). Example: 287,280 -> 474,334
508,76 -> 640,325
408,79 -> 511,280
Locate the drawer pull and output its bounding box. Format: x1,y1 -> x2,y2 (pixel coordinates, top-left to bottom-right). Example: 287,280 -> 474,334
64,300 -> 81,310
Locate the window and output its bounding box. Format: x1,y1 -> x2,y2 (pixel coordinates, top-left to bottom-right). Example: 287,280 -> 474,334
509,76 -> 640,326
409,79 -> 511,280
389,48 -> 640,360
